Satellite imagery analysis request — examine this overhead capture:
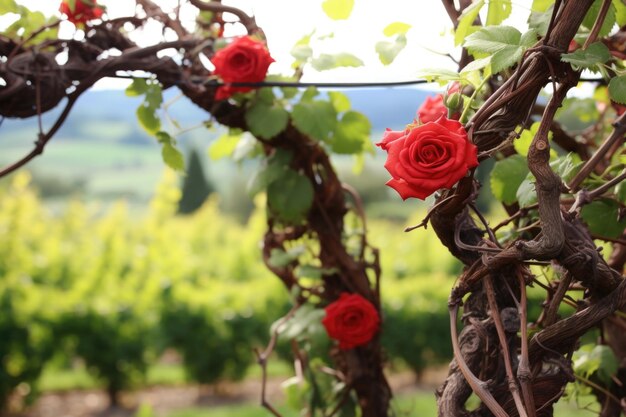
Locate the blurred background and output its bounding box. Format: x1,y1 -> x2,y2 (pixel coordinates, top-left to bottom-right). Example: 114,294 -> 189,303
0,0 -> 592,416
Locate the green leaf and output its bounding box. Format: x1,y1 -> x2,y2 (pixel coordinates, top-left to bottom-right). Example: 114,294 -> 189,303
145,82 -> 163,109
276,305 -> 325,340
561,42 -> 610,71
464,26 -> 535,73
574,344 -> 618,385
550,153 -> 582,183
616,181 -> 626,204
383,22 -> 412,37
256,87 -> 275,105
330,111 -> 371,154
609,75 -> 626,105
516,178 -> 537,208
581,199 -> 626,238
245,101 -> 289,139
615,0 -> 626,26
291,44 -> 313,62
528,5 -> 553,36
416,68 -> 462,84
295,265 -> 337,279
375,34 -> 407,66
155,131 -> 172,145
583,0 -> 616,38
0,0 -> 18,15
486,0 -> 512,26
247,149 -> 292,195
328,91 -> 351,113
515,121 -> 553,157
267,246 -> 306,268
460,56 -> 492,73
209,132 -> 241,160
229,133 -> 258,161
455,0 -> 485,46
162,143 -> 185,171
321,0 -> 354,20
268,169 -> 314,222
136,104 -> 161,135
300,86 -> 319,102
292,100 -> 337,142
556,98 -> 600,129
491,155 -> 530,204
531,0 -> 553,12
311,53 -> 364,71
125,78 -> 148,97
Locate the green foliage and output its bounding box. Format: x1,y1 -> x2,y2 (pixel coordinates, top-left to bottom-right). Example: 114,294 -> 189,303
0,172 -> 464,406
311,53 -> 364,71
291,100 -> 337,142
321,0 -> 354,20
464,26 -> 536,73
531,0 -> 553,12
0,0 -> 18,14
561,42 -> 611,71
383,22 -> 411,37
615,0 -> 626,26
375,34 -> 407,66
582,0 -> 617,38
1,2 -> 58,45
490,155 -> 529,205
0,294 -> 54,410
455,0 -> 485,46
608,75 -> 626,105
209,130 -> 241,160
267,169 -> 314,223
486,0 -> 512,26
54,310 -> 149,403
581,199 -> 626,238
573,344 -> 618,385
128,79 -> 184,171
528,5 -> 552,36
329,111 -> 372,154
245,100 -> 289,140
381,275 -> 453,375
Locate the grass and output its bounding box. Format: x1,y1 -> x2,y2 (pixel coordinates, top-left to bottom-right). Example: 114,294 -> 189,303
39,360 -> 293,393
162,392 -> 597,417
39,363 -> 188,392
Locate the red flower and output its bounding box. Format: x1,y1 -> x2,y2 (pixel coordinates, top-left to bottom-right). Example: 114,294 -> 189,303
417,82 -> 461,123
376,128 -> 407,151
377,116 -> 478,200
417,94 -> 447,123
211,36 -> 274,100
59,0 -> 103,25
322,293 -> 379,350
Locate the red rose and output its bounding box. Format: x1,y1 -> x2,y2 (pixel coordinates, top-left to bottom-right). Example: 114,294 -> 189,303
211,36 -> 274,100
377,116 -> 478,200
322,293 -> 379,350
417,94 -> 447,123
417,82 -> 461,123
59,0 -> 103,25
376,128 -> 407,151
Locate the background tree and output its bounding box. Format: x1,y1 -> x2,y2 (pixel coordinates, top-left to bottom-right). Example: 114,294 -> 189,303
177,148 -> 214,215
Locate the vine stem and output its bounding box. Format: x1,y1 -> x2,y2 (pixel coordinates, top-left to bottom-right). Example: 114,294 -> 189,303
582,0 -> 612,49
568,112 -> 626,192
483,275 -> 529,417
254,303 -> 301,417
460,75 -> 489,124
516,269 -> 537,417
448,303 -> 510,417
